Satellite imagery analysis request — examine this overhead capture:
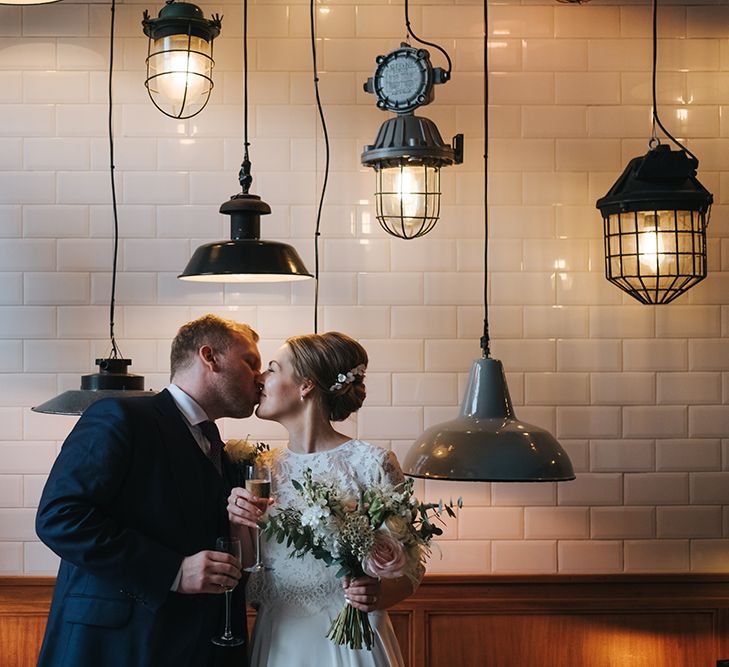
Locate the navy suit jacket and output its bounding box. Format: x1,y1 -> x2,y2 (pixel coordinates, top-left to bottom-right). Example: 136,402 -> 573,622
35,389 -> 247,667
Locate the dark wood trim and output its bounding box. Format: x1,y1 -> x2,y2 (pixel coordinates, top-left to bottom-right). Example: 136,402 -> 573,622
4,575 -> 729,666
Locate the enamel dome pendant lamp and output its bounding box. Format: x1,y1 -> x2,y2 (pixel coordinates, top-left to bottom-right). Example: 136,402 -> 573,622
178,0 -> 312,283
402,0 -> 574,482
34,0 -> 151,415
142,1 -> 221,120
361,0 -> 463,240
596,0 -> 712,305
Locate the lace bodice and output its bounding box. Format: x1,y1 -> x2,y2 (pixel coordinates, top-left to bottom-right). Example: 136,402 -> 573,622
246,440 -> 404,617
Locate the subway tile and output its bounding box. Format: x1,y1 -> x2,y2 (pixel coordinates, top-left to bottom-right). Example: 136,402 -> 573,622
24,273 -> 89,306
490,139 -> 554,172
0,240 -> 54,271
24,138 -> 89,171
0,274 -> 22,306
360,340 -> 423,373
558,473 -> 622,506
587,106 -> 652,139
0,39 -> 55,70
57,171 -> 112,205
460,305 -> 522,340
90,205 -> 156,239
0,173 -> 54,204
424,340 -> 480,373
23,71 -> 89,104
522,171 -> 589,207
0,377 -> 56,409
426,540 -> 490,575
24,340 -> 90,373
358,273 -> 422,306
0,72 -> 21,102
589,306 -> 654,339
589,39 -> 651,72
392,307 -> 456,340
0,138 -> 21,170
156,273 -> 224,306
491,482 -> 556,507
523,39 -> 587,72
556,73 -> 621,105
591,507 -> 655,539
0,508 -> 37,540
0,407 -> 22,438
0,475 -> 22,507
123,172 -> 187,205
525,507 -> 589,539
690,472 -> 729,505
625,539 -> 689,572
658,506 -> 721,539
323,306 -> 390,339
556,139 -> 621,172
459,507 -> 523,540
392,373 -> 457,407
524,306 -> 587,339
558,541 -> 622,573
357,406 -> 422,440
557,273 -> 624,307
624,407 -> 687,439
625,473 -> 688,506
0,543 -> 22,575
525,373 -> 589,406
0,306 -> 55,339
523,106 -> 586,139
291,273 -> 356,307
23,409 -> 78,441
324,239 -> 389,272
621,6 -> 686,38
591,439 -> 654,473
687,6 -> 729,38
491,340 -> 556,373
687,274 -> 729,305
555,6 -> 619,38
591,373 -> 655,406
524,239 -> 590,273
621,72 -> 686,106
656,439 -> 721,472
490,73 -> 554,105
492,541 -> 556,574
690,540 -> 729,572
0,205 -> 21,237
92,273 -> 157,306
489,6 -> 553,39
23,541 -> 60,575
425,272 -> 481,306
122,239 -> 190,273
557,340 -> 621,372
491,273 -> 555,306
657,372 -> 722,404
689,407 -> 729,438
623,339 -> 688,372
557,406 -> 621,439
57,306 -> 112,339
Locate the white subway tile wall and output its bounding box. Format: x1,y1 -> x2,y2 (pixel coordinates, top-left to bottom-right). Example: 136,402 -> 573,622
0,0 -> 727,575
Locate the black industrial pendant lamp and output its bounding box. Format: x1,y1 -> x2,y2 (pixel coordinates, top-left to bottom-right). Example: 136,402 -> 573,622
596,0 -> 712,305
402,0 -> 574,482
361,0 -> 463,240
34,0 -> 151,415
178,0 -> 312,283
142,1 -> 221,119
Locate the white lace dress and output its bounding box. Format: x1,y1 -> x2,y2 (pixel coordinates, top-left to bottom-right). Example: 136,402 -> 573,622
246,439 -> 406,667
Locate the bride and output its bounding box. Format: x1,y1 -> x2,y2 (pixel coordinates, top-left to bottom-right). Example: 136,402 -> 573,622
227,332 -> 419,666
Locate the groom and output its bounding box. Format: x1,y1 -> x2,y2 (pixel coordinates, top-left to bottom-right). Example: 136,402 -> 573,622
35,314 -> 262,667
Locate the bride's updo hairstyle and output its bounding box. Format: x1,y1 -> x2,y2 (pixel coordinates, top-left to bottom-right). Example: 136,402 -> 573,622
286,331 -> 368,422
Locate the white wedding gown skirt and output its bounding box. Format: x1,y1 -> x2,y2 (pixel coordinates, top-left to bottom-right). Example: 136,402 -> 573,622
246,440 -> 407,667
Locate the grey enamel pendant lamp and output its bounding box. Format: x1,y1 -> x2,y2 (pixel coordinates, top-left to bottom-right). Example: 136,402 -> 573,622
402,0 -> 574,483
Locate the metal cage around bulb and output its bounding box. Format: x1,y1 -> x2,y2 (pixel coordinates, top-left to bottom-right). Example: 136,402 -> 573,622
142,2 -> 221,119
596,144 -> 712,305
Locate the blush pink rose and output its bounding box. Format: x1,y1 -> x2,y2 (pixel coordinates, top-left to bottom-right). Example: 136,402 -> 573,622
362,531 -> 408,579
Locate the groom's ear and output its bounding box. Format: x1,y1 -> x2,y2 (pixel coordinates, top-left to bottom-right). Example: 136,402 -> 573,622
199,344 -> 217,371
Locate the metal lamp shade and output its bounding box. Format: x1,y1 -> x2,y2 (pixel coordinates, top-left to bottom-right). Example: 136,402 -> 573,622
403,358 -> 575,482
596,144 -> 712,305
0,0 -> 61,4
179,193 -> 313,283
142,2 -> 221,119
32,359 -> 152,416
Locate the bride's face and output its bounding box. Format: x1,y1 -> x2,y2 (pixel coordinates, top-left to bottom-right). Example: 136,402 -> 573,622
255,344 -> 303,421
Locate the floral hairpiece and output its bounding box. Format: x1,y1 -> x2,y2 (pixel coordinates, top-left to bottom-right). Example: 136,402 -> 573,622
329,363 -> 366,392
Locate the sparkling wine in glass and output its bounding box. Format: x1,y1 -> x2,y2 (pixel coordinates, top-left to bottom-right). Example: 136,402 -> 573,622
211,537 -> 245,647
244,463 -> 272,573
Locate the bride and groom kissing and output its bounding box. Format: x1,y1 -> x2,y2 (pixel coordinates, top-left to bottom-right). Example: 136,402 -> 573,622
35,314 -> 414,667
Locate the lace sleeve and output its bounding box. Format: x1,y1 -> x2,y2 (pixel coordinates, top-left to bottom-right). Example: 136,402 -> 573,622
380,448 -> 405,486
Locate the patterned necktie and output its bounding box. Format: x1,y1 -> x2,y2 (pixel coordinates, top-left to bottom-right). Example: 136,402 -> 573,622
198,420 -> 224,476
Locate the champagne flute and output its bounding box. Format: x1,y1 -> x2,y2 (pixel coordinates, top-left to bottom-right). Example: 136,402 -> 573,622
211,537 -> 245,647
244,462 -> 272,572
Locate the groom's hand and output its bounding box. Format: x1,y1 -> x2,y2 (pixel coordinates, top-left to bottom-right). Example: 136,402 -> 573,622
177,550 -> 241,594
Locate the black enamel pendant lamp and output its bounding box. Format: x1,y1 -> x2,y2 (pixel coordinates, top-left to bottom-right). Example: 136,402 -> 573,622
402,0 -> 574,482
595,0 -> 712,305
178,0 -> 312,283
34,0 -> 151,415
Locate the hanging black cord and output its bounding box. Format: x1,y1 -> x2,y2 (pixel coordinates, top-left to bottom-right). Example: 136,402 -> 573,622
480,0 -> 490,358
650,0 -> 696,160
239,0 -> 252,193
404,0 -> 452,77
309,0 -> 330,334
107,0 -> 122,359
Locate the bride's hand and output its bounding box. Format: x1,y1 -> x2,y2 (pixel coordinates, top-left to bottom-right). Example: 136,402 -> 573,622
342,575 -> 381,613
227,487 -> 272,529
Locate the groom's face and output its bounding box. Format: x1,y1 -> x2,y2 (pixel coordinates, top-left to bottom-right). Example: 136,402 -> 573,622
212,332 -> 261,418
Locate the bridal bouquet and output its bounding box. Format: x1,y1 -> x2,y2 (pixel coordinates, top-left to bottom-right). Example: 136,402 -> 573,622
262,467 -> 460,650
224,438 -> 270,484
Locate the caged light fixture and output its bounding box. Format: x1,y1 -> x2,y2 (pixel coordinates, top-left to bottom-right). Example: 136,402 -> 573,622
142,1 -> 221,120
402,0 -> 574,482
360,0 -> 463,240
178,0 -> 312,283
595,0 -> 712,305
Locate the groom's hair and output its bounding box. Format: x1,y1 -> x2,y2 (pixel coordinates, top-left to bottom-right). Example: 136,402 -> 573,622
170,314 -> 259,378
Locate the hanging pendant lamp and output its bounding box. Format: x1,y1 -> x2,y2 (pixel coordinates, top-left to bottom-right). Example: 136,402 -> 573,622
34,0 -> 152,415
142,1 -> 221,120
361,5 -> 463,240
0,0 -> 61,5
178,0 -> 312,283
595,0 -> 712,305
402,0 -> 574,482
